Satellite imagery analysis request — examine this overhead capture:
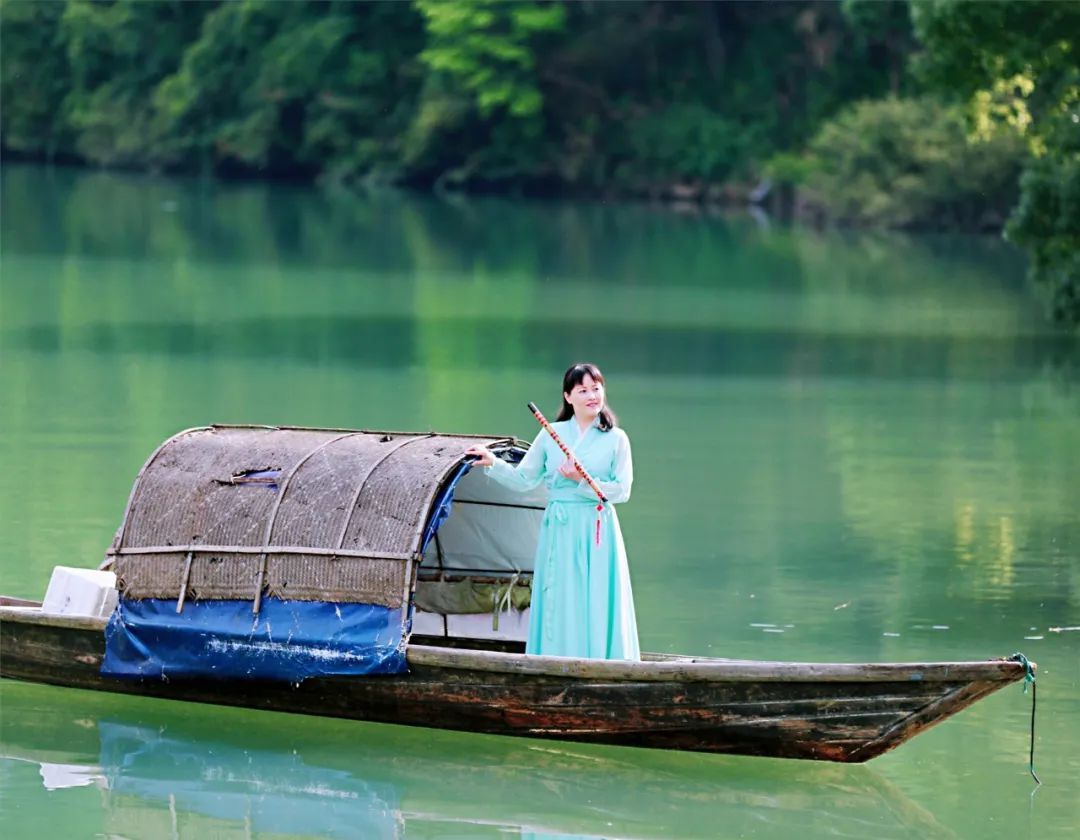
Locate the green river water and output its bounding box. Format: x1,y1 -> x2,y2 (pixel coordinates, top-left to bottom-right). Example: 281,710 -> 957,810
0,164 -> 1077,839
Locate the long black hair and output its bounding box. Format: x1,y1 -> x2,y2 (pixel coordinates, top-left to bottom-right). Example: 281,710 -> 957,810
555,362 -> 618,431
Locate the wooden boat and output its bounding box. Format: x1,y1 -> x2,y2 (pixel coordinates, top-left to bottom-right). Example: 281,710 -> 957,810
0,599 -> 1027,763
0,425 -> 1029,763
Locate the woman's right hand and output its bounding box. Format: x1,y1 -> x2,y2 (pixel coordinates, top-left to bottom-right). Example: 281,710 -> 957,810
464,445 -> 495,468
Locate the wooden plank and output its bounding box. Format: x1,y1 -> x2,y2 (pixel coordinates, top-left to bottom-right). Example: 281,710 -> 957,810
107,545 -> 413,561
1,607 -> 109,632
0,597 -> 40,608
405,644 -> 1027,685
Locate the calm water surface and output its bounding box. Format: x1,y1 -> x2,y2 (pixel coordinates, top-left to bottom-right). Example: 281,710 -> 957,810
1,165 -> 1077,838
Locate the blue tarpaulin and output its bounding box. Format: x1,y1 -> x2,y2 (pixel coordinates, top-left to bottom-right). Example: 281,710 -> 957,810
102,596 -> 406,681
102,456 -> 484,683
421,460 -> 472,552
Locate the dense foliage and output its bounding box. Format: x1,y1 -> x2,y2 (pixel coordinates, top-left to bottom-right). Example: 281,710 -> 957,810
0,0 -> 1076,324
805,97 -> 1025,230
0,0 -> 907,192
912,0 -> 1080,325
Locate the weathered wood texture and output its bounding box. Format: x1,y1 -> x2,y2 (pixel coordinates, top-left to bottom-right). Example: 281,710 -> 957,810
0,608 -> 1024,763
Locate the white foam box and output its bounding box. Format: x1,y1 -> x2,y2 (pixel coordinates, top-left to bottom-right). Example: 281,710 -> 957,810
447,609 -> 529,643
41,566 -> 119,618
412,609 -> 530,643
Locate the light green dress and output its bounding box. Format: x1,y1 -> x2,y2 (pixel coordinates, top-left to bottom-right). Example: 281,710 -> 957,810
485,418 -> 641,660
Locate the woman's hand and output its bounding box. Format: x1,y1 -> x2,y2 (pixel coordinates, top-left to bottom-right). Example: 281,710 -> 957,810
558,459 -> 583,482
465,445 -> 495,468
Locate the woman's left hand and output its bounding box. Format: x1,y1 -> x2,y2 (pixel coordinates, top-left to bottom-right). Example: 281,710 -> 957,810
558,459 -> 583,482
464,445 -> 495,468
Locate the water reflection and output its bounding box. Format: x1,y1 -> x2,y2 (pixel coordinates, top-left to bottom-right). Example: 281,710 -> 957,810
0,163 -> 1043,318
4,163 -> 1073,393
10,313 -> 1073,382
0,686 -> 953,840
14,310 -> 1071,382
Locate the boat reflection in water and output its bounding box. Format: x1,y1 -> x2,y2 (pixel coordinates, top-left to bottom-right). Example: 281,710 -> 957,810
1,686 -> 953,840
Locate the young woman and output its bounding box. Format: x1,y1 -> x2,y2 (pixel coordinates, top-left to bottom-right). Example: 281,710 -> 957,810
465,363 -> 640,661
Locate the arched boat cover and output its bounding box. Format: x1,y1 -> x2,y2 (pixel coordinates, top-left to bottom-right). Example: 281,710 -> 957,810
101,425 -> 536,681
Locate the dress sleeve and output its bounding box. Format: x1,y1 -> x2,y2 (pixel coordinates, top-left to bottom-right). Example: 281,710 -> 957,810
575,429 -> 632,504
484,431 -> 547,492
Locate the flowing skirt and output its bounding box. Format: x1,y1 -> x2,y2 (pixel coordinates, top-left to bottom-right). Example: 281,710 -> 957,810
527,499 -> 640,660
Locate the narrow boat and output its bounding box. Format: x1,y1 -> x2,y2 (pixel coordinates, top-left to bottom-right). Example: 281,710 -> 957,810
0,424 -> 1028,763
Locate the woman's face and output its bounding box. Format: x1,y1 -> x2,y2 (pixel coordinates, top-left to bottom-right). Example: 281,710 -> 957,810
564,374 -> 605,420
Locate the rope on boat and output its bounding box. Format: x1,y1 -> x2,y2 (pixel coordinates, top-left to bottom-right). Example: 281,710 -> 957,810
1008,652 -> 1041,785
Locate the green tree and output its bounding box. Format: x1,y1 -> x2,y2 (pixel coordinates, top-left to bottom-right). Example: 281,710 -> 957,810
153,0 -> 423,177
404,0 -> 565,187
1007,156 -> 1080,326
59,0 -> 208,166
912,0 -> 1080,326
0,0 -> 73,160
806,97 -> 1025,229
625,104 -> 752,186
415,0 -> 564,119
841,0 -> 916,96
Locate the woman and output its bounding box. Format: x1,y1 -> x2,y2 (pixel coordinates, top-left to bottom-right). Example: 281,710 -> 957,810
465,363 -> 640,661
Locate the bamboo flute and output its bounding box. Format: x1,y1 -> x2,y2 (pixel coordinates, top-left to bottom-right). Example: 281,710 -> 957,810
526,402 -> 608,504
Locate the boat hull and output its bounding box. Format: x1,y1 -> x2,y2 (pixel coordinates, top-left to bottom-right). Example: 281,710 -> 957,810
0,604 -> 1025,763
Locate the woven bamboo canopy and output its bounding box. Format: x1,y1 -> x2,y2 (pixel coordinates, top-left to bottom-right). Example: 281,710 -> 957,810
107,425 -> 514,611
